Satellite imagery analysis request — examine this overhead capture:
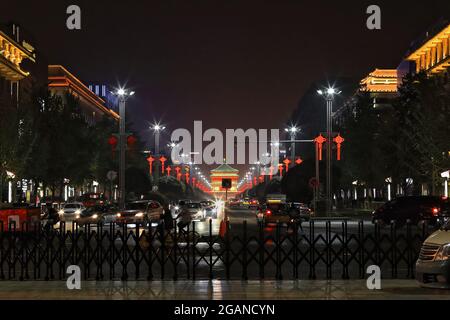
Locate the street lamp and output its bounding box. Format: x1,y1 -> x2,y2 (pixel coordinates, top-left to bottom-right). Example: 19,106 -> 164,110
285,125 -> 300,165
318,87 -> 341,215
150,122 -> 166,156
112,87 -> 135,209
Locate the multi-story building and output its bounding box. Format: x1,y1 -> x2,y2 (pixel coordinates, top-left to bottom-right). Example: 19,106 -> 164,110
48,65 -> 119,124
88,83 -> 119,112
0,23 -> 36,103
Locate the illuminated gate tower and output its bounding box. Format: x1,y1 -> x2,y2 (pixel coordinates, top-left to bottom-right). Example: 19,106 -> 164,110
210,162 -> 239,199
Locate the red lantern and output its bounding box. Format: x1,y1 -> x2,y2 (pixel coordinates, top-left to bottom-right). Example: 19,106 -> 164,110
127,135 -> 137,147
108,135 -> 118,149
314,134 -> 327,161
333,134 -> 345,161
159,156 -> 167,174
283,158 -> 291,172
295,157 -> 303,165
278,164 -> 284,177
146,156 -> 155,175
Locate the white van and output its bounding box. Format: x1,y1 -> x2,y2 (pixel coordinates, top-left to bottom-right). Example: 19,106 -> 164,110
416,218 -> 450,288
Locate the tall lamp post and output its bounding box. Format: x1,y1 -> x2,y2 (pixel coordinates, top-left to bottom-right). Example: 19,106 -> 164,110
150,123 -> 166,187
285,125 -> 299,165
114,88 -> 134,209
317,87 -> 340,215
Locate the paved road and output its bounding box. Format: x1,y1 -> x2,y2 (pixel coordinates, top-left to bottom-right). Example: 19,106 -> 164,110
0,280 -> 448,300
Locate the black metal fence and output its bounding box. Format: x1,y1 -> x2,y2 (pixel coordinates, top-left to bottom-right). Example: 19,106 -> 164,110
0,219 -> 432,281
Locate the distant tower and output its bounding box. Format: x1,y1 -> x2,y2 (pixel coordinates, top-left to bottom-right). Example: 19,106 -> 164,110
210,160 -> 239,199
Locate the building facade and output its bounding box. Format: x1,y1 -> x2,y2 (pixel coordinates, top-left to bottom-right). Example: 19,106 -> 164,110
48,65 -> 119,124
210,163 -> 239,199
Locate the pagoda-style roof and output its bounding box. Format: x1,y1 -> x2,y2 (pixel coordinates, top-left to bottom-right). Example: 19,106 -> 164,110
211,163 -> 239,174
0,29 -> 36,81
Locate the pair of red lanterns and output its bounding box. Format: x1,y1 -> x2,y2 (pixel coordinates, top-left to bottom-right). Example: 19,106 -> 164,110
108,135 -> 137,152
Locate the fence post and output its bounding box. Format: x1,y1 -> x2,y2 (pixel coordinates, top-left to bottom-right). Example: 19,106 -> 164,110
186,223 -> 190,280
242,220 -> 248,281
96,222 -> 103,280
390,220 -> 397,278
326,220 -> 331,279
173,221 -> 178,281
121,223 -> 128,281
406,220 -> 413,278
160,221 -> 165,280
342,220 -> 349,279
225,220 -> 231,280
275,222 -> 282,280
135,224 -> 140,280
147,223 -> 153,281
209,218 -> 213,280
258,220 -> 264,280
293,221 -> 298,279
309,220 -> 316,279
110,223 -> 115,280
358,220 -> 365,278
192,221 -> 196,281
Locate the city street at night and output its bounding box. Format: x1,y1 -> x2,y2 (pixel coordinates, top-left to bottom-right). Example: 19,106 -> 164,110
0,0 -> 450,316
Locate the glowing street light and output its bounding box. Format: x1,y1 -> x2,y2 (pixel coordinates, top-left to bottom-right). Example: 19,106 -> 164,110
285,125 -> 300,165
112,86 -> 135,209
318,86 -> 341,215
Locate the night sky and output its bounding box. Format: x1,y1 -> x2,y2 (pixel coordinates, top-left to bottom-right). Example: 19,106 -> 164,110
3,0 -> 449,152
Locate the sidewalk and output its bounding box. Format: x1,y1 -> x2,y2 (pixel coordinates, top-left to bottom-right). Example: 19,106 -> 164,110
0,280 -> 448,300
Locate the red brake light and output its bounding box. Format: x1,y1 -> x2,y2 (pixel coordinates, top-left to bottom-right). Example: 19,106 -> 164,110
432,207 -> 440,216
266,210 -> 272,216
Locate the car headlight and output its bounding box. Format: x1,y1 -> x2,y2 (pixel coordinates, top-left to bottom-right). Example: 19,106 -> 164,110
75,210 -> 81,215
92,214 -> 98,219
435,244 -> 450,261
116,213 -> 121,218
175,206 -> 179,211
58,210 -> 64,215
135,212 -> 144,218
75,215 -> 80,219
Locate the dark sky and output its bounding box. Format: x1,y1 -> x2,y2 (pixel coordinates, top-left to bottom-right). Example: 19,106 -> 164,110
3,0 -> 449,153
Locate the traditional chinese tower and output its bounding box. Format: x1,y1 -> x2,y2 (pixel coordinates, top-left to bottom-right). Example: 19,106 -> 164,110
210,161 -> 239,199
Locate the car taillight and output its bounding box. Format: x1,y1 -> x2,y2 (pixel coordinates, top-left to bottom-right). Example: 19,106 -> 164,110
432,207 -> 440,216
266,210 -> 272,216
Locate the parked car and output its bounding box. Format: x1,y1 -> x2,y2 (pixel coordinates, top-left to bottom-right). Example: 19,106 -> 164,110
58,202 -> 86,222
416,207 -> 450,288
116,200 -> 164,226
181,202 -> 205,221
372,196 -> 448,226
76,204 -> 118,226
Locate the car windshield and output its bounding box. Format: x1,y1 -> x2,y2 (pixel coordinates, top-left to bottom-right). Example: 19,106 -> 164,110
64,204 -> 80,209
125,202 -> 147,210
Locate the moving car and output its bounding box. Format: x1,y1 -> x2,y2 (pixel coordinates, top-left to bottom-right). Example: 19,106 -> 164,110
289,202 -> 314,222
58,202 -> 86,222
181,202 -> 205,221
76,204 -> 118,226
201,200 -> 218,219
256,194 -> 297,226
372,196 -> 448,226
116,200 -> 164,226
